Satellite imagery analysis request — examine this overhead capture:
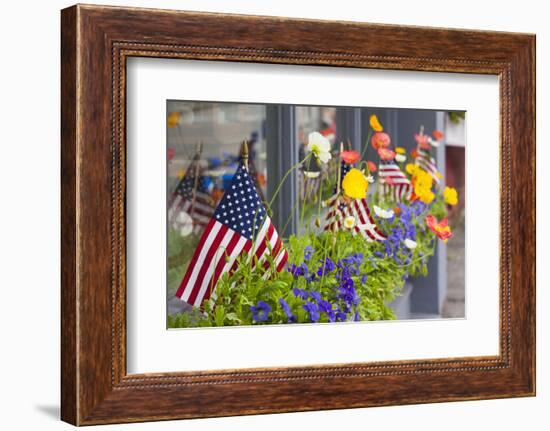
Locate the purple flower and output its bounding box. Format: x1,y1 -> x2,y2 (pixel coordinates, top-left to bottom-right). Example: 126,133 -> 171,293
302,302 -> 320,322
304,246 -> 313,262
292,287 -> 309,300
317,257 -> 336,276
361,273 -> 368,284
338,285 -> 360,307
335,306 -> 348,322
279,298 -> 296,323
354,311 -> 361,321
250,301 -> 271,322
318,299 -> 336,322
310,291 -> 322,302
289,262 -> 315,282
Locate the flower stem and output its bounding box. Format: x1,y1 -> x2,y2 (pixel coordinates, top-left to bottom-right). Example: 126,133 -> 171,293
267,153 -> 312,210
360,130 -> 373,162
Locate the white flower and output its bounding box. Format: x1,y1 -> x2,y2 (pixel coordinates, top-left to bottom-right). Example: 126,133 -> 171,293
428,137 -> 440,148
404,238 -> 417,249
304,171 -> 321,179
373,205 -> 394,219
395,153 -> 407,163
343,215 -> 356,229
363,172 -> 375,183
307,131 -> 332,164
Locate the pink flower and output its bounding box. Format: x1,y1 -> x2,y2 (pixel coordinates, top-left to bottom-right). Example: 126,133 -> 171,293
167,147 -> 176,161
415,133 -> 430,150
432,130 -> 444,140
341,150 -> 361,165
425,215 -> 453,242
371,132 -> 391,149
378,147 -> 396,161
367,160 -> 377,173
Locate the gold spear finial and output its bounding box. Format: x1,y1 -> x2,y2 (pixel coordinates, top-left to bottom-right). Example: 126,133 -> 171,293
241,139 -> 249,171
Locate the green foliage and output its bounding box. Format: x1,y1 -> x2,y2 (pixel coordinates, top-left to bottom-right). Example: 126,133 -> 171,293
168,221 -> 438,328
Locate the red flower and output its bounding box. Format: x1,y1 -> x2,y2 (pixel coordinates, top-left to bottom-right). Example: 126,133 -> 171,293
371,132 -> 391,149
425,215 -> 453,242
341,150 -> 361,165
414,133 -> 430,150
378,147 -> 396,161
167,147 -> 176,161
393,206 -> 401,215
367,160 -> 377,173
432,130 -> 444,140
410,148 -> 418,159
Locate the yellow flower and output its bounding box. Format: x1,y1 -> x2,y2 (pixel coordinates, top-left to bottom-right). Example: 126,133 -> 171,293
395,147 -> 406,154
369,114 -> 383,132
406,163 -> 420,176
342,168 -> 368,199
444,186 -> 458,206
413,168 -> 435,204
167,111 -> 181,128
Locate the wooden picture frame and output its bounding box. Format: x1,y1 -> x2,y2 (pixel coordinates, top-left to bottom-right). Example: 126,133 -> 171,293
61,4 -> 535,425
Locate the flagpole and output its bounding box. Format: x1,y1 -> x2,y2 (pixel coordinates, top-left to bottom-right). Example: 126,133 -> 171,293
336,142 -> 344,195
241,139 -> 249,172
190,141 -> 202,219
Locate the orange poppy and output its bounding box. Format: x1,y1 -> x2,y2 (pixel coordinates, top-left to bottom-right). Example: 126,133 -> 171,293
378,147 -> 396,161
367,160 -> 377,173
432,130 -> 444,140
371,132 -> 391,149
414,133 -> 430,150
341,150 -> 361,165
425,215 -> 453,242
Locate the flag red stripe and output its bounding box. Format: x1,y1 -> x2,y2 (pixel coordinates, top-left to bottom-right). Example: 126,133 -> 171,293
175,218 -> 217,299
186,224 -> 229,305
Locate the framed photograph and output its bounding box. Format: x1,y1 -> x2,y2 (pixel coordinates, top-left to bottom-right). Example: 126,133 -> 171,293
61,4 -> 535,425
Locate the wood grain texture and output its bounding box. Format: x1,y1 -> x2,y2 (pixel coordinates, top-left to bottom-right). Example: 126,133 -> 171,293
60,4 -> 536,425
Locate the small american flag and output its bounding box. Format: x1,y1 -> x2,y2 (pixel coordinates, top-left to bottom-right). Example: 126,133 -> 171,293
378,161 -> 412,202
176,161 -> 288,307
168,155 -> 215,234
324,193 -> 387,242
415,148 -> 441,185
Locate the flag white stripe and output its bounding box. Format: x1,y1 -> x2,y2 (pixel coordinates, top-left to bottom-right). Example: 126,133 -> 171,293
194,236 -> 248,306
180,221 -> 223,302
251,217 -> 270,256
192,229 -> 239,307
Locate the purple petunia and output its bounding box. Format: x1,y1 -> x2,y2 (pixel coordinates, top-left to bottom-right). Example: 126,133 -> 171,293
302,302 -> 320,322
250,301 -> 271,322
279,298 -> 296,323
335,305 -> 348,322
317,257 -> 336,276
292,287 -> 309,300
309,291 -> 322,302
304,246 -> 313,262
318,299 -> 336,322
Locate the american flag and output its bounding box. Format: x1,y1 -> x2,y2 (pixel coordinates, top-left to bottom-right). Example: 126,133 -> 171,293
324,193 -> 387,242
415,148 -> 441,185
378,161 -> 412,202
175,161 -> 288,307
168,155 -> 215,234
323,160 -> 386,242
